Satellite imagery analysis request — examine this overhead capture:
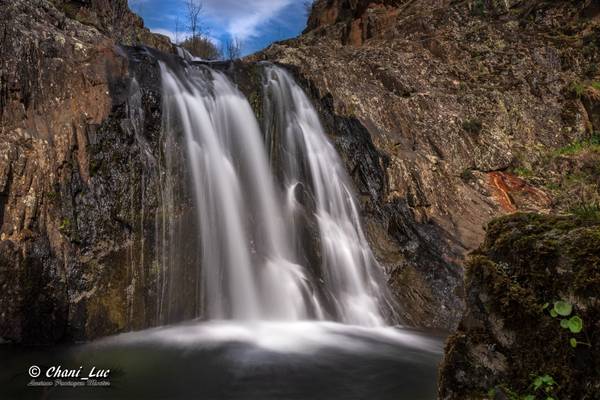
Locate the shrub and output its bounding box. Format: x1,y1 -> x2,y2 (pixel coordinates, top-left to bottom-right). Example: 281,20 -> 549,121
180,36 -> 221,60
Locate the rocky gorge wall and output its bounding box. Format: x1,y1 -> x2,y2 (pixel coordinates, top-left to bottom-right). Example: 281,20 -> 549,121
1,0 -> 599,355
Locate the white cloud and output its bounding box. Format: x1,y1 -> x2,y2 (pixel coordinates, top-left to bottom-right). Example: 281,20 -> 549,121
201,0 -> 294,40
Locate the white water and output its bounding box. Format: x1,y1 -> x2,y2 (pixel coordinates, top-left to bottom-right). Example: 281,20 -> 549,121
94,320 -> 442,356
159,61 -> 390,326
263,66 -> 388,326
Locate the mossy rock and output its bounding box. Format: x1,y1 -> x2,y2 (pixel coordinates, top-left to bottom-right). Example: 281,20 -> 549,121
439,213 -> 600,400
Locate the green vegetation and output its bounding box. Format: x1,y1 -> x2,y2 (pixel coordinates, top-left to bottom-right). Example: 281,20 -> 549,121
508,135 -> 599,219
491,375 -> 558,400
568,80 -> 600,98
553,133 -> 600,156
568,81 -> 586,98
59,218 -> 72,234
528,374 -> 557,400
453,213 -> 600,400
570,202 -> 600,222
180,36 -> 221,60
512,166 -> 534,178
46,191 -> 58,201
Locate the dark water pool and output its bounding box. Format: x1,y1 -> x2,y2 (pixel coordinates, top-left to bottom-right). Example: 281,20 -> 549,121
0,321 -> 443,400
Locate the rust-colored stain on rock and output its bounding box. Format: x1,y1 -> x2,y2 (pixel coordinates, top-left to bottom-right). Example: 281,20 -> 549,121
488,172 -> 551,213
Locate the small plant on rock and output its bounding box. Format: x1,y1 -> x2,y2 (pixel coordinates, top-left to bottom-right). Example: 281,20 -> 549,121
490,375 -> 558,400
59,218 -> 72,234
568,80 -> 600,99
543,300 -> 590,348
526,374 -> 557,400
513,166 -> 533,178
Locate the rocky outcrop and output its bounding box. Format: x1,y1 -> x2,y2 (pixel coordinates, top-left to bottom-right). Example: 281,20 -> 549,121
49,0 -> 173,52
256,0 -> 600,329
438,213 -> 600,399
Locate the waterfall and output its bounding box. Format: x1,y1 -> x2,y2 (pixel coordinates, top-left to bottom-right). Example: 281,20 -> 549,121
262,65 -> 387,326
158,60 -> 389,326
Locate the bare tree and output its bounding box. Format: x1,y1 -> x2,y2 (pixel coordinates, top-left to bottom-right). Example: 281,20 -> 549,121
224,36 -> 243,60
185,0 -> 204,53
175,16 -> 181,44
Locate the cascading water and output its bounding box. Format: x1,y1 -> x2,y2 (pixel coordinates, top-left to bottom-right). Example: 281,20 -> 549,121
158,59 -> 390,326
262,65 -> 389,326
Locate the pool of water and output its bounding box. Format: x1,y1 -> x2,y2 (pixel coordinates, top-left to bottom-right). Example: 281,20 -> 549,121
0,321 -> 443,400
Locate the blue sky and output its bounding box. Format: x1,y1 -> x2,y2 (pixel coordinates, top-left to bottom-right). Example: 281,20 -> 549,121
128,0 -> 309,56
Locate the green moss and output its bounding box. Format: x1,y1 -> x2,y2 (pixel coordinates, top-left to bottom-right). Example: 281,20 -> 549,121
455,213 -> 600,399
512,166 -> 533,178
568,81 -> 586,98
462,118 -> 483,135
46,191 -> 59,201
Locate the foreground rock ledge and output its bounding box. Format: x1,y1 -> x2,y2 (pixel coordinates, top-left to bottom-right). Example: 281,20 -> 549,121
438,213 -> 600,400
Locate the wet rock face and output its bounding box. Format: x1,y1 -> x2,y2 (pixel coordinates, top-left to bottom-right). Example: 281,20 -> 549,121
0,0 -> 180,344
438,213 -> 600,400
256,0 -> 600,329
